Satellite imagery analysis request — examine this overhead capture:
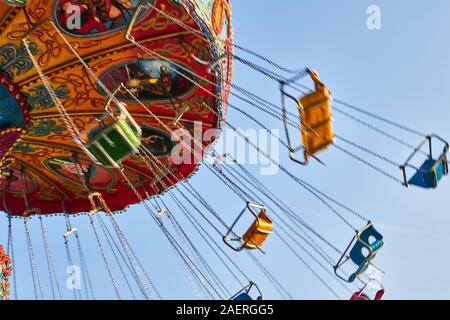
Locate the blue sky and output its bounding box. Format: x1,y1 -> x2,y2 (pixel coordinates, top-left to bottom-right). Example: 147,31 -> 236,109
2,0 -> 450,300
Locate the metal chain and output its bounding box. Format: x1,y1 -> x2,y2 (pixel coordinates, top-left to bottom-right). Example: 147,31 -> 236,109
168,192 -> 247,287
333,107 -> 428,155
228,104 -> 290,149
139,149 -> 249,293
137,149 -> 229,299
75,233 -> 96,300
120,170 -> 219,299
7,215 -> 18,300
289,81 -> 427,138
333,143 -> 404,185
246,252 -> 294,300
102,211 -> 161,300
335,135 -> 401,167
24,218 -> 44,300
89,215 -> 121,300
276,232 -> 342,300
97,215 -> 138,300
162,199 -> 231,298
166,208 -> 227,299
233,44 -> 302,74
64,237 -> 79,300
23,39 -> 83,142
39,216 -> 62,300
101,201 -> 152,300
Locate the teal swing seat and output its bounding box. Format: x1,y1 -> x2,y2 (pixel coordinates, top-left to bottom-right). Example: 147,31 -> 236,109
334,222 -> 384,283
80,101 -> 142,169
401,135 -> 449,189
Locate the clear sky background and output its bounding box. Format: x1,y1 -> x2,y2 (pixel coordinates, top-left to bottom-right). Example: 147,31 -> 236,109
2,0 -> 450,300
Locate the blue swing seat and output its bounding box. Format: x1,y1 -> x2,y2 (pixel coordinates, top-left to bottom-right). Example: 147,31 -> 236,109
233,293 -> 263,301
231,282 -> 263,301
233,292 -> 261,301
408,157 -> 448,189
346,224 -> 384,282
233,293 -> 252,301
350,225 -> 384,266
334,222 -> 384,283
401,135 -> 449,189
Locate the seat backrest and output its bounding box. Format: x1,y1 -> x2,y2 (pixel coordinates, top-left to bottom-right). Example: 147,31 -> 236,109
298,72 -> 333,157
298,71 -> 332,125
242,210 -> 273,250
350,291 -> 370,301
116,118 -> 142,147
408,158 -> 440,188
349,225 -> 384,267
359,225 -> 383,249
233,293 -> 253,301
435,158 -> 446,181
374,289 -> 385,300
255,210 -> 273,233
299,92 -> 332,126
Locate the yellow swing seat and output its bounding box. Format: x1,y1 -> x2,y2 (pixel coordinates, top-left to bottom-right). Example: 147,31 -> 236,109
242,209 -> 273,250
298,71 -> 334,161
280,69 -> 334,165
223,203 -> 273,253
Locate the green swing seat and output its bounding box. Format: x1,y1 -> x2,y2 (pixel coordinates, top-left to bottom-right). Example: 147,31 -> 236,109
83,102 -> 142,168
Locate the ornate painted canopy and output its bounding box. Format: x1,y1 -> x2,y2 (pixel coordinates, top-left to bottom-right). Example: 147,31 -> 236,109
0,0 -> 233,216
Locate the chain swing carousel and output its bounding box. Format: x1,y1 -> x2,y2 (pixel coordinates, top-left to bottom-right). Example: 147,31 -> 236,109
0,0 -> 447,300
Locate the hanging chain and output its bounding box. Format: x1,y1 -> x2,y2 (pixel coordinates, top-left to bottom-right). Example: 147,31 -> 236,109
97,215 -> 138,300
23,218 -> 44,300
89,215 -> 121,300
39,216 -> 62,300
168,192 -> 247,288
63,233 -> 79,300
23,38 -> 83,143
104,212 -> 153,300
246,252 -> 294,300
7,215 -> 18,300
75,233 -> 96,300
120,168 -> 220,299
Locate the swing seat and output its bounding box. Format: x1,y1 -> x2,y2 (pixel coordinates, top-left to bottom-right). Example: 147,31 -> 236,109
86,118 -> 142,168
349,224 -> 384,267
350,289 -> 384,301
335,222 -> 384,283
350,279 -> 385,301
242,210 -> 273,250
408,157 -> 448,189
230,282 -> 263,301
374,289 -> 385,300
401,135 -> 449,189
347,224 -> 383,282
233,293 -> 253,301
350,292 -> 370,301
298,71 -> 334,159
233,293 -> 263,301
